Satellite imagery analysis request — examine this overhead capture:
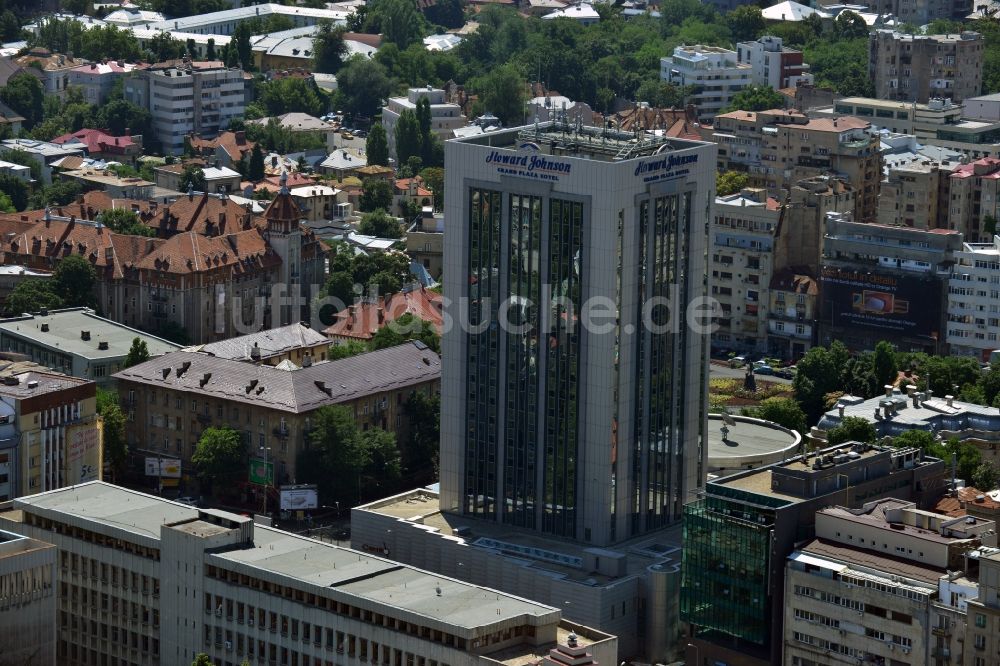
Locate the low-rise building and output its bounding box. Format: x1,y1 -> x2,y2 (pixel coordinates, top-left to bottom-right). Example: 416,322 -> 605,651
0,266 -> 51,306
766,268 -> 818,359
14,48 -> 86,99
869,30 -> 984,104
0,308 -> 180,384
66,60 -> 146,105
0,358 -> 102,500
0,481 -> 616,666
948,236 -> 1000,360
382,88 -> 467,160
201,164 -> 242,194
407,208 -> 443,279
58,168 -> 155,199
681,441 -> 948,666
248,112 -> 339,150
319,148 -> 368,179
188,130 -> 255,167
0,158 -> 31,182
113,341 -> 440,486
0,528 -> 56,665
736,36 -> 812,90
51,128 -> 143,165
661,45 -> 752,123
191,323 -> 330,366
0,138 -> 84,184
541,2 -> 600,24
289,184 -> 344,222
811,96 -> 964,138
147,3 -> 350,35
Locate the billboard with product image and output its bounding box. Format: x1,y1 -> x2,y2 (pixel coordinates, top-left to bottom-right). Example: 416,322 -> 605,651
280,484 -> 318,511
821,266 -> 941,337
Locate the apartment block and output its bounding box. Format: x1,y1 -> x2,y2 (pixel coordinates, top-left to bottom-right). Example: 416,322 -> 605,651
869,30 -> 984,104
195,323 -> 331,366
965,550 -> 1000,666
948,236 -> 1000,361
819,212 -> 963,354
406,208 -> 444,279
710,188 -> 782,354
0,481 -> 616,666
113,341 -> 440,487
14,48 -> 86,99
869,0 -> 968,24
766,269 -> 817,360
878,157 -> 949,229
0,528 -> 56,665
382,87 -> 467,160
125,60 -> 247,155
681,441 -> 947,666
736,36 -> 812,91
712,109 -> 881,222
0,358 -> 102,501
943,157 -> 1000,242
661,45 -> 752,123
67,60 -> 147,106
810,96 -> 964,139
784,499 -> 996,666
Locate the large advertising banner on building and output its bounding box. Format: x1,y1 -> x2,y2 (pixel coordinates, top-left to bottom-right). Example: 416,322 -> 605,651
821,266 -> 940,336
66,422 -> 102,484
144,458 -> 182,478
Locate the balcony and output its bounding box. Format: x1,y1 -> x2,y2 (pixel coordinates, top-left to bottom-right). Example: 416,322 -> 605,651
932,626 -> 951,638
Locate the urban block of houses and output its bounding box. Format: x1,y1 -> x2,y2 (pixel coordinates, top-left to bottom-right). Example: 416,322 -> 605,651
323,285 -> 443,343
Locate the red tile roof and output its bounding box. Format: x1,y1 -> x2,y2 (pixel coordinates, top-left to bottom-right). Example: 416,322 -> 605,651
324,287 -> 443,340
188,131 -> 255,163
52,128 -> 137,155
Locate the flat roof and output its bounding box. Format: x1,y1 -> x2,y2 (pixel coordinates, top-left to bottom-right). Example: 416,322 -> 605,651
706,415 -> 799,463
0,308 -> 180,360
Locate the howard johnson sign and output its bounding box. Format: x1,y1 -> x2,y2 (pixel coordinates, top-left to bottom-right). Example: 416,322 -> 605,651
486,146 -> 572,182
634,152 -> 699,183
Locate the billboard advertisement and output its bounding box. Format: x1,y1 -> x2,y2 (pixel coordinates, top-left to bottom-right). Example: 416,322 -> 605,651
145,457 -> 182,478
66,422 -> 102,484
280,485 -> 318,511
821,266 -> 941,337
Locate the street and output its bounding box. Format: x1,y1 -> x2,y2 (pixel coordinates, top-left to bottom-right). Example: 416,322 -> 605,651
709,361 -> 794,385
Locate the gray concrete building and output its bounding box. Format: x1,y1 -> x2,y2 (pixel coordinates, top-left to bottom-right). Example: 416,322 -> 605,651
0,482 -> 616,666
869,30 -> 984,104
0,527 -> 56,666
0,308 -> 180,385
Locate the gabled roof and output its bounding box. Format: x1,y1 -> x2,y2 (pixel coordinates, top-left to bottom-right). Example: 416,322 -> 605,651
188,131 -> 255,163
324,287 -> 443,340
136,228 -> 279,276
320,149 -> 367,170
51,128 -> 137,154
193,323 -> 328,361
761,0 -> 829,21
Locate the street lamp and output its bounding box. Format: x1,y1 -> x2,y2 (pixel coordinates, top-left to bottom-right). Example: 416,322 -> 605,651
259,446 -> 271,515
687,643 -> 700,666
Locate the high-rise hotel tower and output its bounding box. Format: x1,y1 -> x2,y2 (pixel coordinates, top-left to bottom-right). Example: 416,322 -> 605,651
439,121 -> 716,546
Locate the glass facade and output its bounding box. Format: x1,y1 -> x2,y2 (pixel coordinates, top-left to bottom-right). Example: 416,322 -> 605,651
680,498 -> 773,645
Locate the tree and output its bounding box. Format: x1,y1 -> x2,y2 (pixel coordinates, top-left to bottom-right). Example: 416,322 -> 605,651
892,429 -> 937,452
324,271 -> 358,312
419,167 -> 443,210
313,22 -> 348,74
192,653 -> 216,666
53,255 -> 96,307
97,388 -> 127,481
0,191 -> 12,213
727,5 -> 765,43
716,170 -> 749,196
192,427 -> 246,493
328,339 -> 369,359
359,209 -> 402,238
359,427 -> 402,496
0,174 -> 28,211
3,280 -> 63,316
972,461 -> 999,491
298,405 -> 369,505
94,98 -> 152,137
833,11 -> 869,40
368,0 -> 424,49
371,313 -> 440,352
124,337 -> 150,368
724,85 -> 786,112
793,343 -> 849,423
402,390 -> 439,478
258,77 -> 326,117
872,341 -> 898,389
100,208 -> 154,236
206,38 -> 216,61
366,124 -> 389,167
475,63 -> 527,127
635,80 -> 691,108
426,0 -> 464,28
231,19 -> 255,70
248,144 -> 265,182
147,31 -> 186,61
180,165 -> 207,192
28,180 -> 83,210
826,416 -> 878,446
394,109 -> 422,167
0,10 -> 22,42
750,397 -> 807,434
0,73 -> 44,128
336,56 -> 393,118
359,178 -> 393,212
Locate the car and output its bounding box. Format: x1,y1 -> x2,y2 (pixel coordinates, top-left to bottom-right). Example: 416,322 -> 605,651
753,364 -> 775,375
729,355 -> 748,368
773,367 -> 795,379
353,129 -> 367,138
176,496 -> 198,507
341,132 -> 354,140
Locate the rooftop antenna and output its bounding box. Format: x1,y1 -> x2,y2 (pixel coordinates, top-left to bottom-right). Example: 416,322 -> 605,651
534,115 -> 540,141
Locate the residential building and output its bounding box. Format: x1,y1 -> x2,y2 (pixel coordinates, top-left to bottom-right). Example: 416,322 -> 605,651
0,139 -> 84,184
878,156 -> 951,229
542,3 -> 600,24
766,268 -> 818,360
188,130 -> 255,167
820,212 -> 963,354
710,188 -> 782,355
147,3 -> 349,35
784,499 -> 995,666
58,168 -> 155,199
289,184 -> 344,223
66,60 -> 146,105
0,481 -> 617,666
948,235 -> 1000,360
0,266 -> 51,306
0,308 -> 179,384
661,45 -> 752,123
101,7 -> 164,27
0,528 -> 56,665
965,548 -> 1000,666
869,0 -> 968,26
869,30 -> 984,104
943,157 -> 1000,242
392,176 -> 435,216
201,165 -> 243,194
14,48 -> 86,99
51,129 -> 143,165
760,0 -> 829,21
113,341 -> 440,485
0,99 -> 25,135
323,285 -> 443,344
810,96 -> 964,139
681,441 -> 948,666
736,36 -> 812,91
319,149 -> 368,179
382,87 -> 467,160
406,207 -> 444,279
125,60 -> 247,155
0,358 -> 102,500
248,112 -> 338,150
774,175 -> 856,275
0,158 -> 31,182
193,323 -> 330,366
711,109 -> 881,223
817,386 -> 1000,469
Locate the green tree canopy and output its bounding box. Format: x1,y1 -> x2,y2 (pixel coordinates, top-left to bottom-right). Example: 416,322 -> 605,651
394,108 -> 422,167
716,170 -> 749,196
371,313 -> 440,352
3,280 -> 63,316
793,342 -> 850,423
97,388 -> 127,481
192,427 -> 246,493
366,124 -> 389,167
0,174 -> 28,211
826,416 -> 878,446
53,255 -> 96,307
313,22 -> 348,74
0,73 -> 44,128
747,397 -> 807,435
336,56 -> 393,118
367,0 -> 425,49
360,178 -> 393,212
248,144 -> 265,182
100,208 -> 154,237
474,63 -> 526,127
872,341 -> 898,389
180,165 -> 207,193
972,462 -> 999,491
258,77 -> 326,118
124,337 -> 150,368
358,209 -> 403,238
724,85 -> 786,112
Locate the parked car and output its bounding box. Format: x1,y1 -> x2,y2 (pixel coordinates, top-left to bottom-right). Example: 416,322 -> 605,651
773,367 -> 795,379
729,355 -> 748,368
353,129 -> 367,138
753,364 -> 775,375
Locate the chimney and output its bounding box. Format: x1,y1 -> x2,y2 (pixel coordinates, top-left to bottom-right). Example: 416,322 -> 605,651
200,372 -> 212,387
40,323 -> 49,332
80,330 -> 91,341
302,353 -> 312,367
250,342 -> 261,361
946,395 -> 954,407
884,384 -> 893,397
97,341 -> 108,350
837,404 -> 845,417
906,384 -> 916,397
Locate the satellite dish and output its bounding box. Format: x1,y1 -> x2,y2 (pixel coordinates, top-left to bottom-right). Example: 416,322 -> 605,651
721,413 -> 736,426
